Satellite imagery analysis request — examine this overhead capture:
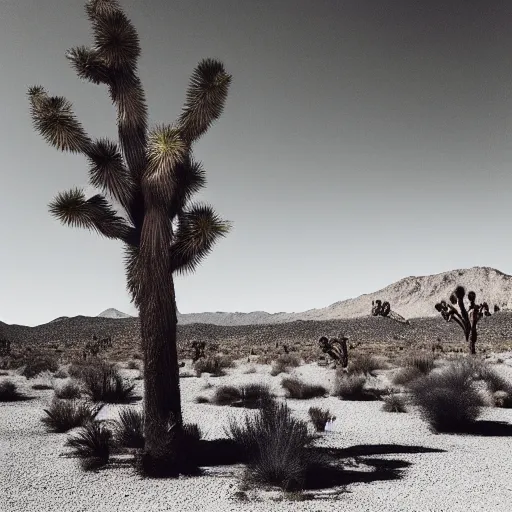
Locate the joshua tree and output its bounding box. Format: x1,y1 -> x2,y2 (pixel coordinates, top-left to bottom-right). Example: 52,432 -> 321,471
191,341 -> 206,363
371,299 -> 410,325
28,0 -> 231,476
318,335 -> 349,368
435,286 -> 491,355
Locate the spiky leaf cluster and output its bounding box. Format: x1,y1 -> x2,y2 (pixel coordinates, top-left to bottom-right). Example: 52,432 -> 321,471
29,0 -> 232,305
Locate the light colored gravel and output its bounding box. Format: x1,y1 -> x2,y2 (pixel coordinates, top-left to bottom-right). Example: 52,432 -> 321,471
1,361 -> 512,512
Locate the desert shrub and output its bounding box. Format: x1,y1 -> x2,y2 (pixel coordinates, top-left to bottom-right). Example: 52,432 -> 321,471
179,368 -> 196,378
410,363 -> 485,432
308,407 -> 335,432
225,399 -> 320,491
332,373 -> 369,400
477,366 -> 512,394
243,365 -> 257,374
54,381 -> 82,399
348,355 -> 387,376
382,394 -> 408,413
53,369 -> 68,379
21,354 -> 59,379
42,400 -> 104,433
0,370 -> 9,376
194,396 -> 210,404
403,354 -> 435,375
66,420 -> 112,470
0,380 -> 26,402
392,366 -> 423,386
194,355 -> 234,377
68,360 -> 102,379
211,383 -> 273,408
114,407 -> 144,448
82,364 -> 137,404
270,354 -> 301,376
126,360 -> 139,370
281,377 -> 327,400
212,385 -> 241,405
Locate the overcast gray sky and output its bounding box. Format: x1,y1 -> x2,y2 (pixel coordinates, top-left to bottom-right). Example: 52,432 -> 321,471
2,0 -> 512,326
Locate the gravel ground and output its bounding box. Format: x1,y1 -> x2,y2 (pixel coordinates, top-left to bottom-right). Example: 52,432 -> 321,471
1,359 -> 512,512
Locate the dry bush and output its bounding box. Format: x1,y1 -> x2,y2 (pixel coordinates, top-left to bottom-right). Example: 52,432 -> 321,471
410,363 -> 485,433
81,364 -> 137,404
308,407 -> 336,432
332,373 -> 371,400
21,354 -> 59,379
42,400 -> 104,433
53,369 -> 69,379
54,380 -> 82,399
270,354 -> 301,376
403,354 -> 435,375
210,383 -> 273,408
114,407 -> 144,448
347,355 -> 388,376
392,366 -> 424,386
31,382 -> 54,390
225,399 -> 322,491
281,377 -> 327,400
194,355 -> 234,377
66,420 -> 112,470
382,394 -> 408,413
0,380 -> 27,402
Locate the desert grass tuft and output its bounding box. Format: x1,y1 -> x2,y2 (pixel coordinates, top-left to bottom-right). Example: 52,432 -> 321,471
308,407 -> 336,432
194,355 -> 234,377
410,362 -> 485,432
281,377 -> 327,399
0,380 -> 27,402
66,420 -> 113,470
270,354 -> 301,376
81,364 -> 137,404
113,407 -> 144,448
54,380 -> 82,399
382,394 -> 408,413
42,399 -> 104,433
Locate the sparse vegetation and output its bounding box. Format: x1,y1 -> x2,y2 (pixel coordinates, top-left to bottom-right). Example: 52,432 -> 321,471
270,354 -> 301,376
404,354 -> 435,375
42,400 -> 104,433
31,383 -> 54,390
54,380 -> 82,399
225,399 -> 321,491
21,354 -> 59,379
332,373 -> 372,400
308,407 -> 336,432
410,362 -> 485,432
347,354 -> 388,376
194,355 -> 234,377
0,380 -> 26,402
382,394 -> 408,413
126,360 -> 139,370
66,420 -> 113,470
114,407 -> 144,448
281,377 -> 327,399
392,366 -> 424,386
81,364 -> 137,404
53,369 -> 69,379
209,383 -> 273,408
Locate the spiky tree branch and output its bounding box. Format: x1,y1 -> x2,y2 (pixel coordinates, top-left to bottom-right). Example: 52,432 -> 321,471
170,204 -> 231,275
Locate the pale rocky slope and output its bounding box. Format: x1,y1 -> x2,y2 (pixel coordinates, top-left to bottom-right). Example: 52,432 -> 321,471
176,266 -> 512,326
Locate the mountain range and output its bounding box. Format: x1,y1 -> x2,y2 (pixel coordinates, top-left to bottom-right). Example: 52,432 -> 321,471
96,266 -> 512,327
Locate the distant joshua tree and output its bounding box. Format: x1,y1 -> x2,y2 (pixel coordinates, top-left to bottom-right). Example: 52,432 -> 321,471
435,286 -> 491,355
371,300 -> 410,325
28,0 -> 231,476
191,341 -> 206,363
494,305 -> 501,313
318,335 -> 349,368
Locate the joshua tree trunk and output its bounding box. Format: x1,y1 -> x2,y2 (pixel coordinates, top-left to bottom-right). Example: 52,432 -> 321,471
139,208 -> 182,475
468,325 -> 477,355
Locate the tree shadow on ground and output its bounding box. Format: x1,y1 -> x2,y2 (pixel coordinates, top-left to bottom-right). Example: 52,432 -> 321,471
465,420 -> 512,437
194,440 -> 446,491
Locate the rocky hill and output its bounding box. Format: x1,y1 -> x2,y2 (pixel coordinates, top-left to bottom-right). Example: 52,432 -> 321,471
173,266 -> 512,325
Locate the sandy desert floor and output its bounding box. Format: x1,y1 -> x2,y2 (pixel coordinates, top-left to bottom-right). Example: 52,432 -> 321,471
2,358 -> 512,512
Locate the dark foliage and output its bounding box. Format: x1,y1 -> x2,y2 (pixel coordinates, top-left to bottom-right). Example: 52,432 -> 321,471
42,399 -> 104,433
281,377 -> 327,399
410,363 -> 485,432
66,420 -> 113,470
0,380 -> 27,402
308,407 -> 336,432
194,354 -> 234,377
270,354 -> 301,376
81,364 -> 137,403
114,407 -> 144,448
54,380 -> 82,399
21,354 -> 59,379
382,394 -> 408,413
